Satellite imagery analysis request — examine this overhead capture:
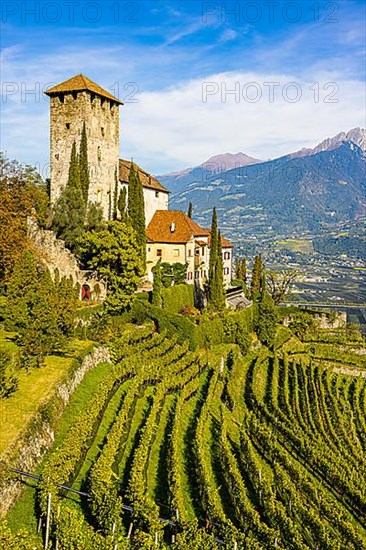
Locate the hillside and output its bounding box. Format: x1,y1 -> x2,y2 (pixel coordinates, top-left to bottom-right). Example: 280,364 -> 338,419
4,317 -> 366,549
169,142 -> 366,235
158,152 -> 262,194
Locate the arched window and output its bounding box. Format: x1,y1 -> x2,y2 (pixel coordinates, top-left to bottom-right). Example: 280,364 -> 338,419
81,284 -> 91,301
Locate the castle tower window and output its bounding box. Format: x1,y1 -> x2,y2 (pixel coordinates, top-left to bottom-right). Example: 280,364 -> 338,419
72,91 -> 78,100
66,123 -> 70,130
59,94 -> 64,103
101,127 -> 105,137
55,153 -> 59,160
157,249 -> 162,257
155,191 -> 159,198
97,147 -> 101,162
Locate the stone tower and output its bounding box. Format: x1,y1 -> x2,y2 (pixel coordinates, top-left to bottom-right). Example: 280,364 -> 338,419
44,74 -> 123,219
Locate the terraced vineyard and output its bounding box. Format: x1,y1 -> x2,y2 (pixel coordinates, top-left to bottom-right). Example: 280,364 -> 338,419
8,325 -> 366,548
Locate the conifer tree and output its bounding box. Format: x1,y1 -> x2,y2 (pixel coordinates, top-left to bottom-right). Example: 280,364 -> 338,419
251,254 -> 263,300
187,202 -> 193,218
118,187 -> 127,221
208,207 -> 218,284
152,259 -> 162,307
213,231 -> 225,310
53,141 -> 85,250
79,122 -> 90,203
128,163 -> 146,263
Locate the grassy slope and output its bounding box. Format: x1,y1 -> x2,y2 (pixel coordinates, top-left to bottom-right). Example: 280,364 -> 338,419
0,334 -> 92,456
6,358 -> 111,534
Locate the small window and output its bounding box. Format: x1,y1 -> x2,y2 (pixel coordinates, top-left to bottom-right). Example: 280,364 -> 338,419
157,249 -> 162,257
173,249 -> 180,257
101,127 -> 105,137
66,123 -> 70,130
72,91 -> 78,100
188,249 -> 192,257
187,272 -> 193,280
224,251 -> 231,260
155,191 -> 159,198
148,247 -> 151,252
55,153 -> 59,160
97,147 -> 101,162
201,246 -> 205,256
224,267 -> 230,275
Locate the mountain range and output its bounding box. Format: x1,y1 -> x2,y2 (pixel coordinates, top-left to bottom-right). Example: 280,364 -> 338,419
159,128 -> 366,240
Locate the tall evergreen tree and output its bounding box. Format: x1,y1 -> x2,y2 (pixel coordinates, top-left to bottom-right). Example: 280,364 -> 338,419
128,164 -> 146,263
79,123 -> 90,203
187,202 -> 193,218
208,207 -> 218,285
213,231 -> 225,310
152,259 -> 162,307
118,187 -> 127,221
251,254 -> 263,300
53,141 -> 85,250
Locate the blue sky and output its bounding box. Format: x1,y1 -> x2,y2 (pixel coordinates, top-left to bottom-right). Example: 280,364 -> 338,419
1,0 -> 365,174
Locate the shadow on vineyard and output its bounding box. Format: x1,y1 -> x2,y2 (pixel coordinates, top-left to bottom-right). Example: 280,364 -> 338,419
3,318 -> 366,549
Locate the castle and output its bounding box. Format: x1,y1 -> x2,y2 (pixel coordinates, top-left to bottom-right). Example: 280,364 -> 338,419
44,74 -> 233,290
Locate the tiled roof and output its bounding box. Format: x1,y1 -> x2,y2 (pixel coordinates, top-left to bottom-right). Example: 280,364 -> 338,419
119,159 -> 169,193
147,211 -> 209,243
207,231 -> 234,249
44,74 -> 123,105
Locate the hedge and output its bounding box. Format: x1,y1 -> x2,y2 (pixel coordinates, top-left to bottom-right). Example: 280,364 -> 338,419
161,284 -> 194,314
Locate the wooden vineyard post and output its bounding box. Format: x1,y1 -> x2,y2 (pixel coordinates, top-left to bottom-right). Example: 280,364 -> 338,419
127,522 -> 134,539
44,492 -> 52,549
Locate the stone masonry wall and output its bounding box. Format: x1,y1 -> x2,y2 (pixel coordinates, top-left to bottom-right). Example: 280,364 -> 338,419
50,90 -> 120,219
0,346 -> 111,516
28,218 -> 106,300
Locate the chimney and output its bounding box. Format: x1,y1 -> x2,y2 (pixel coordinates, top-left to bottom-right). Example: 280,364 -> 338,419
170,221 -> 175,233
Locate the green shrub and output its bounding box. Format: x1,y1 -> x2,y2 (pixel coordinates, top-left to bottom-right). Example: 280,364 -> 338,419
161,284 -> 194,314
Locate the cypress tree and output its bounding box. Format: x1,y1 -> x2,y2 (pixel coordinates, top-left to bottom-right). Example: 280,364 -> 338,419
79,122 -> 90,203
118,187 -> 127,221
152,259 -> 162,307
251,254 -> 262,300
187,202 -> 193,218
213,231 -> 225,310
53,141 -> 86,250
113,168 -> 118,220
208,207 -> 218,284
128,163 -> 146,264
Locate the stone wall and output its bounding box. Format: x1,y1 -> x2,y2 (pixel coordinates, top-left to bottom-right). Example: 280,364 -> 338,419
28,218 -> 106,301
49,91 -> 120,219
0,346 -> 111,516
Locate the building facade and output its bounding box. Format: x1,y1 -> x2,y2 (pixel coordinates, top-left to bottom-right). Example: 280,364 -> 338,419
45,74 -> 123,219
146,210 -> 233,287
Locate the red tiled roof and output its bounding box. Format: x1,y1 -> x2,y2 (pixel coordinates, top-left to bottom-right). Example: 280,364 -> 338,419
44,74 -> 123,105
147,211 -> 209,243
119,160 -> 169,193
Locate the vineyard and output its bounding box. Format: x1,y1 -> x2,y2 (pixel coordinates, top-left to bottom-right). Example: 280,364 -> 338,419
4,323 -> 366,549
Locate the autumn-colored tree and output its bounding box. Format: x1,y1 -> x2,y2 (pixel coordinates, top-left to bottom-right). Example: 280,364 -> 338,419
0,152 -> 49,285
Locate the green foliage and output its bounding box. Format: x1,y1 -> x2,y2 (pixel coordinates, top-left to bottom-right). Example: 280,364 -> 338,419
85,202 -> 104,232
151,260 -> 162,307
6,253 -> 78,367
207,208 -> 225,311
79,122 -> 90,203
77,221 -> 144,314
161,284 -> 194,314
251,254 -> 263,300
117,187 -> 127,221
53,141 -> 86,251
0,345 -> 19,398
187,202 -> 193,218
0,520 -> 42,549
0,152 -> 50,284
128,164 -> 146,263
234,257 -> 248,295
288,310 -> 316,339
255,293 -> 278,347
